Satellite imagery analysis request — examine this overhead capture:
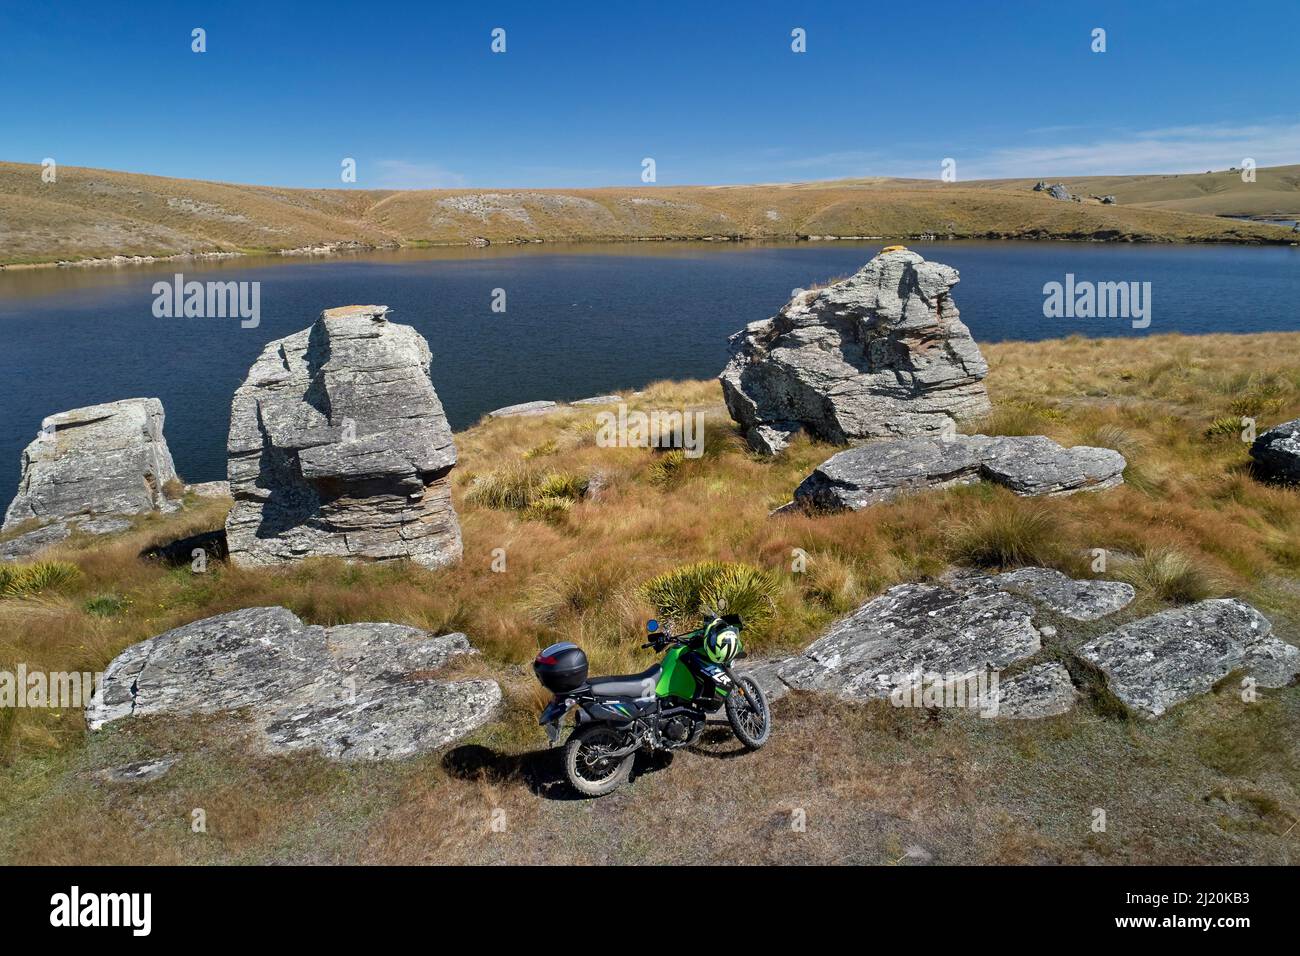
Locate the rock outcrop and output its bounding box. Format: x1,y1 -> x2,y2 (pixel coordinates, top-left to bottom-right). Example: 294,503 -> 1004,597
86,606 -> 501,760
742,567 -> 1135,718
1078,599 -> 1300,718
719,249 -> 990,455
488,400 -> 560,418
787,434 -> 1125,511
774,581 -> 1042,703
225,305 -> 462,569
992,663 -> 1077,719
2,398 -> 179,557
946,567 -> 1135,621
1250,418 -> 1300,483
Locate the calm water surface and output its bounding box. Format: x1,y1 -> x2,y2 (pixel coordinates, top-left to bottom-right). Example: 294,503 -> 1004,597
1,240 -> 1297,485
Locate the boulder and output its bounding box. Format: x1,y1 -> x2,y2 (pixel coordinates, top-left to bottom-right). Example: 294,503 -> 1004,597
488,400 -> 559,418
0,522 -> 72,562
86,606 -> 501,760
789,434 -> 1125,511
1250,418 -> 1300,483
719,249 -> 990,454
757,567 -> 1135,715
185,480 -> 231,498
1046,184 -> 1073,201
951,567 -> 1135,621
2,398 -> 179,538
1078,599 -> 1300,718
569,395 -> 623,406
225,305 -> 462,569
991,662 -> 1077,719
776,581 -> 1042,702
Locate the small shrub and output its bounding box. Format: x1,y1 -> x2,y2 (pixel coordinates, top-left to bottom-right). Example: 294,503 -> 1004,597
466,467 -> 587,515
0,560 -> 82,598
1204,416 -> 1247,442
162,477 -> 186,500
1113,546 -> 1215,603
522,495 -> 574,524
648,449 -> 688,485
85,593 -> 130,617
522,439 -> 557,460
946,499 -> 1065,569
640,560 -> 778,632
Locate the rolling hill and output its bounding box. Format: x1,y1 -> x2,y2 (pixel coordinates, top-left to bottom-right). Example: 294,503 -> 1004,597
1,161 -> 1296,266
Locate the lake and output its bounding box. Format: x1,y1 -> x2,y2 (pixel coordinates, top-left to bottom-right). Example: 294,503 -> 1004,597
1,240 -> 1298,486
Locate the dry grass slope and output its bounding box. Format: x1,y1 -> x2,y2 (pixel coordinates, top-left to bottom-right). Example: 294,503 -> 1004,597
0,332 -> 1298,863
2,161 -> 1295,265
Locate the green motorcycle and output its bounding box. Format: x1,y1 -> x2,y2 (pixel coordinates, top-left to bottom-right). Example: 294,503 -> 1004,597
533,614 -> 772,797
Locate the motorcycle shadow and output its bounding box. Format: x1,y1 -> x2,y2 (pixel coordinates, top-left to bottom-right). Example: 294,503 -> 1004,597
440,743 -> 676,801
686,720 -> 755,761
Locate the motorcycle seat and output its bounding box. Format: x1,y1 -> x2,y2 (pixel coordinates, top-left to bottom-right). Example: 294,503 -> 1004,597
587,663 -> 662,699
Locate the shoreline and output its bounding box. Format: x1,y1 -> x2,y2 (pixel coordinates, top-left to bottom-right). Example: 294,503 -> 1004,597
3,228 -> 1297,272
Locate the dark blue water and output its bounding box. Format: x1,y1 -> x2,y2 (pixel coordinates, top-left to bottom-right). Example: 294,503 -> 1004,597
1,241 -> 1297,486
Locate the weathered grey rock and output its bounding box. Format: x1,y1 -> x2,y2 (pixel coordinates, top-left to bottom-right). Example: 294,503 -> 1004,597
95,755 -> 178,783
991,663 -> 1077,719
1032,180 -> 1047,192
1078,599 -> 1300,718
570,395 -> 622,406
3,398 -> 179,534
1099,195 -> 1117,204
0,522 -> 72,561
736,656 -> 796,703
720,249 -> 990,455
185,480 -> 231,498
489,400 -> 559,418
1250,418 -> 1300,483
1046,183 -> 1073,201
87,606 -> 501,760
791,434 -> 1125,510
971,567 -> 1135,621
225,306 -> 462,569
776,582 -> 1041,701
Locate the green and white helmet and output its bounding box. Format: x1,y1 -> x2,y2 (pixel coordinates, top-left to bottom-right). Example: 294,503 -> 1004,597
703,619 -> 740,664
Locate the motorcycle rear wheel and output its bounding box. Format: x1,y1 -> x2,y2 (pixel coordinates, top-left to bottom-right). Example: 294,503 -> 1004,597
725,676 -> 771,749
564,724 -> 636,797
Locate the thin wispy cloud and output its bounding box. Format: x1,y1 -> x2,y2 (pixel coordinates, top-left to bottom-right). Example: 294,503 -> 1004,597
373,160 -> 467,189
769,120 -> 1300,182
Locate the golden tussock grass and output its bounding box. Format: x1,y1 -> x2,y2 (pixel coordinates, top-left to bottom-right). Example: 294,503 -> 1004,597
1,335 -> 1298,863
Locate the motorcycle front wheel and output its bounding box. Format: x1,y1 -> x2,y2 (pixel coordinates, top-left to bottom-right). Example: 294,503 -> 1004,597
725,676 -> 771,749
563,724 -> 636,797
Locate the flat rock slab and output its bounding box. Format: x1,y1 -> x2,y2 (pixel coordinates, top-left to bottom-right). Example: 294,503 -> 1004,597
86,606 -> 501,761
0,522 -> 72,562
225,305 -> 462,569
1078,599 -> 1300,718
791,434 -> 1125,510
992,663 -> 1077,719
569,395 -> 622,406
95,755 -> 179,783
3,397 -> 179,534
1250,418 -> 1300,483
948,567 -> 1135,621
185,481 -> 231,498
720,249 -> 991,455
756,567 -> 1136,716
777,582 -> 1042,702
488,400 -> 559,418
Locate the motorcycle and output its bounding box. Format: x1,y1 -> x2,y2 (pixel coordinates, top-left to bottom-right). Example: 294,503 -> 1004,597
533,614 -> 772,796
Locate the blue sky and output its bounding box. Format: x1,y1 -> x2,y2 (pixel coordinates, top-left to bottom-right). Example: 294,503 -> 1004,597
2,0 -> 1296,188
